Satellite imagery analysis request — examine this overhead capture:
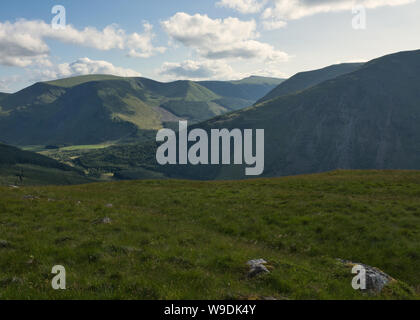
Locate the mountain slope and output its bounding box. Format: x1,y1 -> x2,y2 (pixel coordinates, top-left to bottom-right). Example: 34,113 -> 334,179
199,76 -> 284,102
76,50 -> 420,180
0,143 -> 91,185
258,63 -> 363,103
0,76 -> 282,146
189,50 -> 420,179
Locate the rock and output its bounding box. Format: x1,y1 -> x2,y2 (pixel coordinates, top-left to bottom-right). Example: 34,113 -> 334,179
261,296 -> 278,300
23,195 -> 39,200
102,217 -> 112,224
92,217 -> 112,225
0,240 -> 11,248
105,203 -> 113,208
26,255 -> 36,265
247,259 -> 270,278
338,259 -> 395,293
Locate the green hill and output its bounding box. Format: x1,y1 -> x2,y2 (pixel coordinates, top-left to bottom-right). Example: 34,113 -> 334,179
199,76 -> 284,102
162,50 -> 420,180
75,50 -> 420,181
258,63 -> 363,103
0,92 -> 10,101
0,76 -> 282,147
0,143 -> 91,186
0,170 -> 418,299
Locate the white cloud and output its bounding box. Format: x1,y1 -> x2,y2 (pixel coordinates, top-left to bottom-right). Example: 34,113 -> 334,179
0,75 -> 22,93
261,0 -> 416,29
214,0 -> 417,30
161,12 -> 289,62
126,22 -> 167,58
216,0 -> 266,14
249,67 -> 289,78
158,59 -> 244,80
31,57 -> 141,81
0,19 -> 165,67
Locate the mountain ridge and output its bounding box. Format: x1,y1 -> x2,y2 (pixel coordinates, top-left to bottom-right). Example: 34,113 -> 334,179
257,62 -> 364,103
0,75 -> 283,146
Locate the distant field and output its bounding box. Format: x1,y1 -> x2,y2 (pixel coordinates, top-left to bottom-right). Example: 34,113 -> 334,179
20,143 -> 119,173
22,143 -> 116,153
0,170 -> 419,300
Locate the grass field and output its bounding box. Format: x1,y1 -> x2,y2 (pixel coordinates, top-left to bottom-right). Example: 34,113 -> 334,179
0,170 -> 419,300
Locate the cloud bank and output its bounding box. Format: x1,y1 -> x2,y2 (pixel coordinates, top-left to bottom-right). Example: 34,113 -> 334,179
0,19 -> 165,67
217,0 -> 416,29
161,12 -> 288,62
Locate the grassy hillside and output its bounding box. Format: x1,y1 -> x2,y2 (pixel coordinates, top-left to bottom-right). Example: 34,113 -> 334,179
0,144 -> 92,186
0,170 -> 418,299
0,92 -> 10,101
75,51 -> 419,181
199,76 -> 284,102
161,50 -> 420,180
258,63 -> 363,103
0,75 -> 282,146
45,75 -> 124,88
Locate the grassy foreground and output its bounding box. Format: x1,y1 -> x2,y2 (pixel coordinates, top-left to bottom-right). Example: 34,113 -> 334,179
0,170 -> 419,300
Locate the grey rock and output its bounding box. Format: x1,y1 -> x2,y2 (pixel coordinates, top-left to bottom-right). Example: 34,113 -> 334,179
338,259 -> 395,293
247,259 -> 270,278
101,217 -> 112,224
0,240 -> 11,248
92,217 -> 112,225
23,195 -> 39,200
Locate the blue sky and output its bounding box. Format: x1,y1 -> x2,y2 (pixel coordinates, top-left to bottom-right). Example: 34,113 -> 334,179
0,0 -> 419,92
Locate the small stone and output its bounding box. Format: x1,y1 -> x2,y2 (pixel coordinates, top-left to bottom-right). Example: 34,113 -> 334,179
23,195 -> 39,200
26,255 -> 36,265
105,204 -> 113,208
247,259 -> 270,278
0,240 -> 11,248
102,217 -> 112,224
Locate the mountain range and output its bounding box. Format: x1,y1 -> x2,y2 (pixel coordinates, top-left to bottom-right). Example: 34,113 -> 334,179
2,49 -> 420,183
75,49 -> 420,181
0,75 -> 283,146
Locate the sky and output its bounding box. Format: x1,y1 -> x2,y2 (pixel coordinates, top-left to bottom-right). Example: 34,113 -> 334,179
0,0 -> 419,92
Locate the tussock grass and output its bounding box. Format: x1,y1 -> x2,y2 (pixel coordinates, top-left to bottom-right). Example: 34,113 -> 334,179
0,170 -> 419,300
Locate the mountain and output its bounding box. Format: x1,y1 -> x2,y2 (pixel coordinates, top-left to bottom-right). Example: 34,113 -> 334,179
0,92 -> 10,100
186,49 -> 420,179
76,50 -> 420,180
0,143 -> 91,185
199,76 -> 284,102
258,63 -> 363,103
0,75 -> 282,147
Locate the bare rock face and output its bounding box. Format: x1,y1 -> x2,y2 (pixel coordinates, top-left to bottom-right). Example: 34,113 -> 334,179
339,259 -> 395,293
247,259 -> 270,278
